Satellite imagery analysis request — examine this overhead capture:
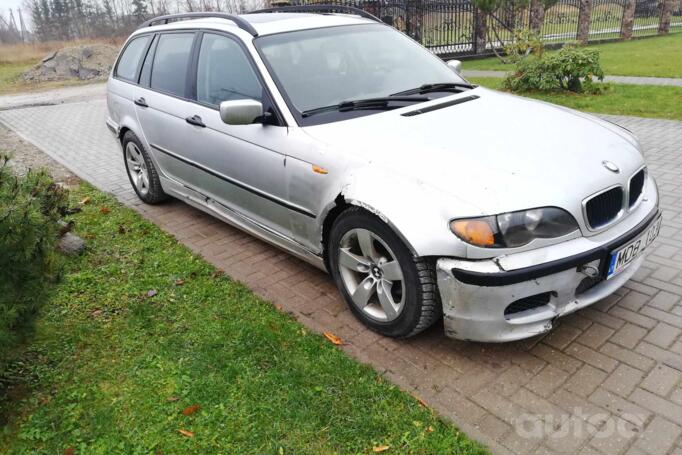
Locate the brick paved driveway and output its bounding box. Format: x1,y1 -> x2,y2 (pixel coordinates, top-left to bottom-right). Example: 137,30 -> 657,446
2,97 -> 682,455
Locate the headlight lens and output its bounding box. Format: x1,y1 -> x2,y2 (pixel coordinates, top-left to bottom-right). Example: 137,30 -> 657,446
450,207 -> 579,248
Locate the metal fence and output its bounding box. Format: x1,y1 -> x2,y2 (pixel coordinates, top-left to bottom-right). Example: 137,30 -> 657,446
671,0 -> 682,31
286,0 -> 682,56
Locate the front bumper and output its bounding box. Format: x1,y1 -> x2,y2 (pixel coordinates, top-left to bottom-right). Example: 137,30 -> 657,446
437,208 -> 660,342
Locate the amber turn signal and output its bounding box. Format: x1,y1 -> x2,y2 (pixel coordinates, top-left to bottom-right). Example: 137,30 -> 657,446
450,219 -> 495,247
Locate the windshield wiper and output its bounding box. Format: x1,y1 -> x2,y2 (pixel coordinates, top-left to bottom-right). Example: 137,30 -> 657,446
391,82 -> 475,97
302,96 -> 429,118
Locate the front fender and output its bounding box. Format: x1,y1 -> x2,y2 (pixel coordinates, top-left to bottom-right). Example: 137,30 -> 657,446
340,164 -> 478,258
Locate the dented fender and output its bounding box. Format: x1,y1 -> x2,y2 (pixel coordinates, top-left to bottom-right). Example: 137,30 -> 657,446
335,164 -> 480,258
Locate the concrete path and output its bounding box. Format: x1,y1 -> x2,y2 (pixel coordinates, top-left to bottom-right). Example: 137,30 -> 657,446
2,91 -> 682,455
0,83 -> 106,111
462,69 -> 682,87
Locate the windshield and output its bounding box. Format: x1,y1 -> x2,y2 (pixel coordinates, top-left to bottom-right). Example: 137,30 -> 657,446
255,24 -> 466,116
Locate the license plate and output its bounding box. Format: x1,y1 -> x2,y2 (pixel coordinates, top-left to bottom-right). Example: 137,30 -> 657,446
606,215 -> 662,279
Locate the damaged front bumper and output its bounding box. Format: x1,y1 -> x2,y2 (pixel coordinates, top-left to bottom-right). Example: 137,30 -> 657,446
436,208 -> 660,342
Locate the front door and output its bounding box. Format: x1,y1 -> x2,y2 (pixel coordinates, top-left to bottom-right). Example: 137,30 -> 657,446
182,32 -> 294,235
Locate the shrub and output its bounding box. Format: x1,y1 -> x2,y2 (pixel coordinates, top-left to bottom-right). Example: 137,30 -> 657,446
503,29 -> 545,64
0,155 -> 67,358
503,44 -> 605,93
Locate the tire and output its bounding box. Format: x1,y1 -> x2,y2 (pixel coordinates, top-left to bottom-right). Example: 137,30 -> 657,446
328,207 -> 441,338
122,131 -> 168,204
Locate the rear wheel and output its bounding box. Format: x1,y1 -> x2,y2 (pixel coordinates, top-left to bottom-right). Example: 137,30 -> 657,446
328,207 -> 441,338
122,131 -> 167,204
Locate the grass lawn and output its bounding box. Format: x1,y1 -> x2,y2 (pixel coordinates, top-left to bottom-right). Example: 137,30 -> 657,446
463,32 -> 682,78
0,183 -> 486,454
471,77 -> 682,120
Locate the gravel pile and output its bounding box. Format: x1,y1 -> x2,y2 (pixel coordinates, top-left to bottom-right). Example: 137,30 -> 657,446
21,44 -> 118,82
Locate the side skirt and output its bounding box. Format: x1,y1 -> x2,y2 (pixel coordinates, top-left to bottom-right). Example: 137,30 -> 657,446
159,176 -> 327,272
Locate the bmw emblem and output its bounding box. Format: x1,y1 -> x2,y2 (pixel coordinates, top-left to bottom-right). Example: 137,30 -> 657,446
602,160 -> 620,173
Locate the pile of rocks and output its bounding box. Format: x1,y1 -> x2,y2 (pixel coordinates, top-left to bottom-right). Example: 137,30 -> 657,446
21,44 -> 119,83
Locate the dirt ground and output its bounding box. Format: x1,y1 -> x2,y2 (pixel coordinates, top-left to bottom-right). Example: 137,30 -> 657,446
0,124 -> 79,188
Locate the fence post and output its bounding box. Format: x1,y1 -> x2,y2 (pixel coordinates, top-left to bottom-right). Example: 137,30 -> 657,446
474,7 -> 487,54
529,0 -> 545,33
577,0 -> 592,44
621,0 -> 636,39
658,0 -> 674,34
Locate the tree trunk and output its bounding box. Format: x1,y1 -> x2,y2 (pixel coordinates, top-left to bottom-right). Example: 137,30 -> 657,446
658,0 -> 674,34
529,0 -> 546,33
474,7 -> 487,54
621,0 -> 636,39
577,0 -> 592,44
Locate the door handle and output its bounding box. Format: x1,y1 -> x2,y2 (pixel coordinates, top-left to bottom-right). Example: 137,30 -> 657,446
185,115 -> 206,128
134,97 -> 148,108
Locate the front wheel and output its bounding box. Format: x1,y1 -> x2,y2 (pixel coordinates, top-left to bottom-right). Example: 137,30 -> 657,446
328,207 -> 441,338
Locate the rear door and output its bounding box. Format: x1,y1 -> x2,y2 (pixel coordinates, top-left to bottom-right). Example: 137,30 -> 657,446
134,31 -> 199,186
108,33 -> 153,132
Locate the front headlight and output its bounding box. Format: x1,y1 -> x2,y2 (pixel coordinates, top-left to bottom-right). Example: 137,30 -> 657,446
450,207 -> 579,248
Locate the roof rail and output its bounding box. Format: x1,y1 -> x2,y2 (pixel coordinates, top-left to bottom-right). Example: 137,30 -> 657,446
137,12 -> 258,36
248,4 -> 381,23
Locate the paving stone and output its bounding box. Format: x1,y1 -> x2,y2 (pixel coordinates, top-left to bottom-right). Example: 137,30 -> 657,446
589,388 -> 651,426
608,307 -> 657,330
565,364 -> 609,398
599,342 -> 656,372
565,343 -> 618,373
644,322 -> 681,349
617,291 -> 650,312
476,413 -> 511,441
630,388 -> 682,425
577,324 -> 615,349
589,416 -> 641,455
602,364 -> 645,397
648,291 -> 681,311
544,324 -> 583,350
526,365 -> 570,398
634,416 -> 682,455
640,364 -> 681,397
532,344 -> 583,374
611,324 -> 648,350
491,364 -> 536,397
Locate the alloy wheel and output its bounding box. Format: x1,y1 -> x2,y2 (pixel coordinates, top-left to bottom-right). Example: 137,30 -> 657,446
337,228 -> 406,322
125,142 -> 150,196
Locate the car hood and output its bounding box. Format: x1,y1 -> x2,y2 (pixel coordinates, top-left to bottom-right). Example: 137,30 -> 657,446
301,87 -> 645,216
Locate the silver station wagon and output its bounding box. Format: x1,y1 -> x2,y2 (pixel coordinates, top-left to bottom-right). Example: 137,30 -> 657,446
106,6 -> 661,342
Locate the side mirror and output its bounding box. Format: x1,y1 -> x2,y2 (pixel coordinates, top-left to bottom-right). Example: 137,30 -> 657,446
446,59 -> 463,75
219,99 -> 263,125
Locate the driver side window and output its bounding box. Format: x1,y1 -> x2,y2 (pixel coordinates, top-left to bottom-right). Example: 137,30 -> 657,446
196,33 -> 262,106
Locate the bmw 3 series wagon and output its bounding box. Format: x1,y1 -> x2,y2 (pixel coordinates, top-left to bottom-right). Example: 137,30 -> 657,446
106,6 -> 660,342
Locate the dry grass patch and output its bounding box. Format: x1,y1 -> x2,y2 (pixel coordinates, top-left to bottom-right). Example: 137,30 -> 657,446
0,37 -> 124,94
0,37 -> 125,65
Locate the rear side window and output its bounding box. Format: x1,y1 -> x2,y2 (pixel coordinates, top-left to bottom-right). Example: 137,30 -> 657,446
115,35 -> 151,81
151,33 -> 195,98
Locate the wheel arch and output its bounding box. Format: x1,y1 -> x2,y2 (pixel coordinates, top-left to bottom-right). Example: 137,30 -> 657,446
320,193 -> 420,272
319,164 -> 472,260
118,126 -> 131,144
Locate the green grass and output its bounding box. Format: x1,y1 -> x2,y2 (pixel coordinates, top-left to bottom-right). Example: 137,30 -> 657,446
464,32 -> 682,78
0,184 -> 486,454
471,77 -> 682,120
0,60 -> 35,94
